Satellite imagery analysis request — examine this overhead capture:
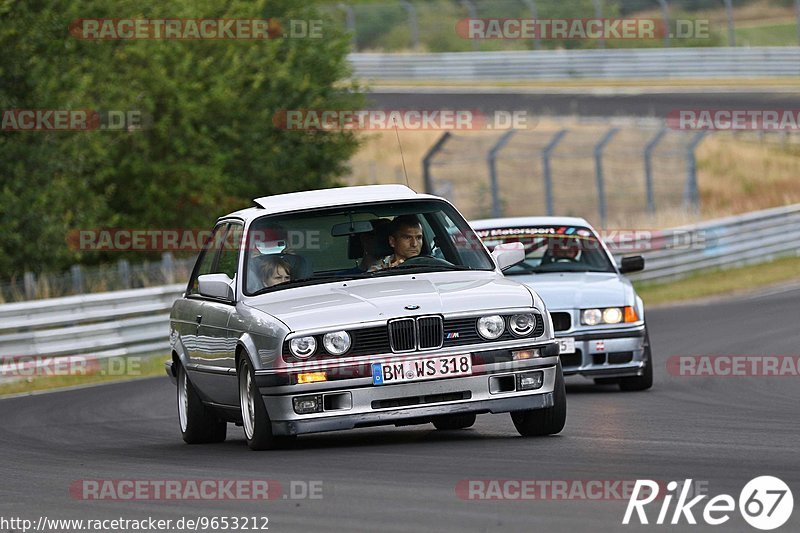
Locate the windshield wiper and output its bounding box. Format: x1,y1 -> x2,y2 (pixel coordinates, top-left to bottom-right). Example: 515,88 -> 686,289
249,273 -> 372,296
373,264 -> 473,275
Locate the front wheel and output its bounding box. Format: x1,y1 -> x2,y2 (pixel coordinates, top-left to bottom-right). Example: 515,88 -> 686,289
177,363 -> 226,444
238,357 -> 294,450
511,364 -> 567,437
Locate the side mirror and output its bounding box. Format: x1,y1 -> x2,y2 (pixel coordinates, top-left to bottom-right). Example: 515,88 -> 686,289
198,273 -> 235,301
491,242 -> 525,272
619,255 -> 645,274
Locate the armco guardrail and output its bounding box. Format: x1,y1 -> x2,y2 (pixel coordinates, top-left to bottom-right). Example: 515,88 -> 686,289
615,204 -> 800,283
1,204 -> 798,370
349,47 -> 800,81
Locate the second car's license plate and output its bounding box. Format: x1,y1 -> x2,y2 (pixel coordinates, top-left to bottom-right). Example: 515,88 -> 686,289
372,355 -> 472,385
558,337 -> 576,354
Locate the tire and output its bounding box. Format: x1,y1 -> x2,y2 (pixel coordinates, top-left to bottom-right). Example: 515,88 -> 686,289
511,364 -> 567,437
618,329 -> 654,392
177,363 -> 227,444
238,357 -> 294,451
432,413 -> 477,430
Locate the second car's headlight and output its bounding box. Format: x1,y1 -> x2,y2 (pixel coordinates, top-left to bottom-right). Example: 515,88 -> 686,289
290,336 -> 317,358
509,313 -> 536,336
323,330 -> 351,355
477,315 -> 505,339
582,307 -> 637,325
582,308 -> 603,326
602,307 -> 623,324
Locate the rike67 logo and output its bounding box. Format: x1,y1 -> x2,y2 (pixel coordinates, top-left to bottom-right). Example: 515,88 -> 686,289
623,477 -> 793,530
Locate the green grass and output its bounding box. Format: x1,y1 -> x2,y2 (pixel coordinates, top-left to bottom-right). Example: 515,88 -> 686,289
0,353 -> 169,397
635,255 -> 800,306
735,23 -> 798,46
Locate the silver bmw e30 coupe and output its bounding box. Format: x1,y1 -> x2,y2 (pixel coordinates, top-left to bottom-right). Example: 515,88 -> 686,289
472,217 -> 652,392
167,185 -> 566,450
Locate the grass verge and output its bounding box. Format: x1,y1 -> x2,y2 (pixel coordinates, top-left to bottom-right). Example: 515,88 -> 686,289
635,255 -> 800,306
0,353 -> 169,398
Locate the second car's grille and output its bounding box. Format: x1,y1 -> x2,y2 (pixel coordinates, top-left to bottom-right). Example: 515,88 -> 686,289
417,316 -> 444,350
550,312 -> 572,331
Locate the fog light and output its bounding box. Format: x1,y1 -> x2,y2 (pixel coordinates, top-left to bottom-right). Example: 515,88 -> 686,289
512,349 -> 539,361
516,371 -> 544,391
297,371 -> 327,384
293,395 -> 323,414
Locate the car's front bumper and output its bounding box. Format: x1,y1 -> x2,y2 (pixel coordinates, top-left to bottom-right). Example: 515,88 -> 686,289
557,325 -> 647,379
256,354 -> 560,436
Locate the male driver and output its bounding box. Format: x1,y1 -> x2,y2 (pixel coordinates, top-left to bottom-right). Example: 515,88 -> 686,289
372,214 -> 423,270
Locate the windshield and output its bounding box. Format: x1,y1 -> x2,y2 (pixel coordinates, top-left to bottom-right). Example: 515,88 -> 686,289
243,199 -> 494,295
475,225 -> 615,275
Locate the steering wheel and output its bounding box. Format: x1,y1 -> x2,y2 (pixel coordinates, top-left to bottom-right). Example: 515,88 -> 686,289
398,255 -> 454,267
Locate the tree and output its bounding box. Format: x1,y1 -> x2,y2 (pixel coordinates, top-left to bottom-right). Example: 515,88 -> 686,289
0,0 -> 362,277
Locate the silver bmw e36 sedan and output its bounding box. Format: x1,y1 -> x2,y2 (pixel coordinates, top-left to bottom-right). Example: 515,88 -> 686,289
472,217 -> 652,392
167,185 -> 566,450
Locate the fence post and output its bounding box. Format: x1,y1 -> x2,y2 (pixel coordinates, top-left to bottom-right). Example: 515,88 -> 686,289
592,0 -> 605,49
118,259 -> 131,289
644,128 -> 668,214
422,132 -> 452,194
23,272 -> 36,300
657,0 -> 670,47
487,130 -> 517,218
71,264 -> 84,294
723,0 -> 736,46
400,0 -> 419,51
542,129 -> 569,216
796,0 -> 800,46
460,0 -> 479,51
162,252 -> 175,284
521,0 -> 542,50
594,127 -> 619,227
337,3 -> 357,50
685,131 -> 708,212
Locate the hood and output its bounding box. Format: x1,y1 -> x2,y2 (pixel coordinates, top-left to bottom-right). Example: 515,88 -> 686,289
508,272 -> 633,310
244,271 -> 533,332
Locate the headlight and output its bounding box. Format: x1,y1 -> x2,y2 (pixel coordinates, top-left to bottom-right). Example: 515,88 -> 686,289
477,315 -> 505,339
582,308 -> 602,326
602,307 -> 623,324
509,313 -> 536,336
289,336 -> 317,358
322,330 -> 351,355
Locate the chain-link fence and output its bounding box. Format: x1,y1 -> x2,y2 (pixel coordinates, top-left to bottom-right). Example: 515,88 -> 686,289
421,123 -> 712,225
322,0 -> 800,52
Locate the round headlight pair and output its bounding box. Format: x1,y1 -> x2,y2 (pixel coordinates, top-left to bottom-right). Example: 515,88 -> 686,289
289,331 -> 351,358
477,313 -> 537,340
581,307 -> 623,326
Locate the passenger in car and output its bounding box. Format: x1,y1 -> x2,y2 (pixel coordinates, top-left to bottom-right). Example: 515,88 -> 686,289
260,255 -> 292,287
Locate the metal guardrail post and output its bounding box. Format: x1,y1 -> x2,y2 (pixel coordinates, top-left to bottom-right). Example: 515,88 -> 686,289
521,0 -> 542,50
657,0 -> 670,47
119,259 -> 131,289
422,132 -> 452,195
723,0 -> 736,47
71,265 -> 84,295
592,0 -> 605,49
542,129 -> 569,216
162,253 -> 175,284
685,131 -> 708,212
796,0 -> 800,46
594,127 -> 619,227
487,130 -> 517,218
400,1 -> 419,51
23,272 -> 36,300
461,0 -> 479,51
337,3 -> 356,50
644,128 -> 667,214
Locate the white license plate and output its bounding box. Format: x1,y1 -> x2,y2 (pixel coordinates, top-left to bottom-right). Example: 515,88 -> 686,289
372,355 -> 472,385
558,337 -> 576,354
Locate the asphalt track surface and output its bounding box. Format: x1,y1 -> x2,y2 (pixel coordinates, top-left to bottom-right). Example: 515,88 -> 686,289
1,286 -> 798,533
367,90 -> 800,119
